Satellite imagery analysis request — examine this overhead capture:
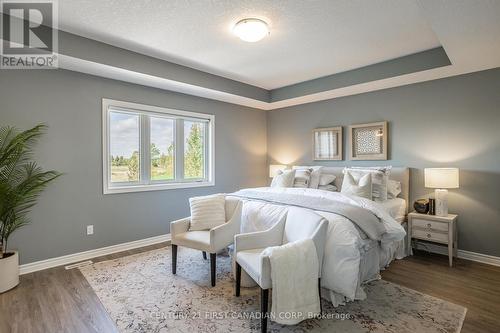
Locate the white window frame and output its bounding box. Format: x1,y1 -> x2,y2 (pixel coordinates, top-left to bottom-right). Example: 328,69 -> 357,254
102,98 -> 215,194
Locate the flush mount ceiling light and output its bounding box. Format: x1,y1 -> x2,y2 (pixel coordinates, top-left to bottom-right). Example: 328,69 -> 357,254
232,18 -> 269,42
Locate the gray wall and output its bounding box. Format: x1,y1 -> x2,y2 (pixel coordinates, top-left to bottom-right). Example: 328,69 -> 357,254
0,69 -> 267,265
267,68 -> 500,257
2,65 -> 499,264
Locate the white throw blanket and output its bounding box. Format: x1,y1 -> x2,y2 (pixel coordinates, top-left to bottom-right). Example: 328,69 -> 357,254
262,238 -> 320,325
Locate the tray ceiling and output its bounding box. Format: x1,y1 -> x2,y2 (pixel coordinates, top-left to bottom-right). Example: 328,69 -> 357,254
58,0 -> 440,89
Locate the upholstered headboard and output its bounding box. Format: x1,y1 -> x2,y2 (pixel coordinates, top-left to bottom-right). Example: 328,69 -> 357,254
317,166 -> 410,214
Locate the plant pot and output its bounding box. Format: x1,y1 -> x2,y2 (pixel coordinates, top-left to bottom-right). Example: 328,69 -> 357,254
0,251 -> 20,293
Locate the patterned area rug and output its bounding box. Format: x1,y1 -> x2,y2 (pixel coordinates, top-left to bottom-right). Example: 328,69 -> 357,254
80,247 -> 466,333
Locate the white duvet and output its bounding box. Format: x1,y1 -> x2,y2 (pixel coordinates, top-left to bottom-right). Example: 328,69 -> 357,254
231,187 -> 406,305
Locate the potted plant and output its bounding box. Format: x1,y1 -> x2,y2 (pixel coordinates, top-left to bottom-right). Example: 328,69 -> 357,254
0,124 -> 61,293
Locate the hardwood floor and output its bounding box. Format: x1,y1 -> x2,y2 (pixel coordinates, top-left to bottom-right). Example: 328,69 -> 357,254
0,243 -> 166,333
1,245 -> 499,333
382,250 -> 500,333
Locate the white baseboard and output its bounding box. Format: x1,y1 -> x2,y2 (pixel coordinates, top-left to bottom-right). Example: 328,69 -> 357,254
19,234 -> 500,275
20,234 -> 171,275
413,241 -> 500,267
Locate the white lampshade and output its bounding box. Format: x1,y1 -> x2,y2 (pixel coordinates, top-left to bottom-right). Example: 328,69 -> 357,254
424,168 -> 459,189
269,164 -> 286,178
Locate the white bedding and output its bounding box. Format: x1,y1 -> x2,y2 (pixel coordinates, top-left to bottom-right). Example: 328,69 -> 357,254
231,187 -> 406,306
379,197 -> 407,222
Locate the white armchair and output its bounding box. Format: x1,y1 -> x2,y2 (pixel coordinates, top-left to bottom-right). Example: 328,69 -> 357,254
170,197 -> 242,287
234,207 -> 328,333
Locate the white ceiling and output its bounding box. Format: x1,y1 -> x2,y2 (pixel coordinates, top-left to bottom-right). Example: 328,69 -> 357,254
58,0 -> 441,89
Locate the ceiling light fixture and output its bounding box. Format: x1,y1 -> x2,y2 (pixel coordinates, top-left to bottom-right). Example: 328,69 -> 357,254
232,18 -> 269,42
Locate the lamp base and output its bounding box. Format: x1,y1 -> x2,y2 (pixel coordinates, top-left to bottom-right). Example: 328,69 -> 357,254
435,189 -> 449,217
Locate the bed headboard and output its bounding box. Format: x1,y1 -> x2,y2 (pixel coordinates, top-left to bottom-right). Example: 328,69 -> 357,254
317,166 -> 410,214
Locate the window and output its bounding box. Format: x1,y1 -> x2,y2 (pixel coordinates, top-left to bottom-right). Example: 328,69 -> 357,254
103,99 -> 214,194
150,116 -> 175,181
184,120 -> 205,179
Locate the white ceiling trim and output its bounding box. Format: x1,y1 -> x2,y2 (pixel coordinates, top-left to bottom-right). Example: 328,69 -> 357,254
57,53 -> 496,111
58,54 -> 270,110
1,52 -> 494,111
3,1 -> 499,111
266,64 -> 487,110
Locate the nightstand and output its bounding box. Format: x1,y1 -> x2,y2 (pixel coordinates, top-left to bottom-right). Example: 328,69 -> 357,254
408,212 -> 458,267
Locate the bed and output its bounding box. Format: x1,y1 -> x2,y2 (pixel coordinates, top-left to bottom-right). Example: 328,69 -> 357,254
229,166 -> 409,306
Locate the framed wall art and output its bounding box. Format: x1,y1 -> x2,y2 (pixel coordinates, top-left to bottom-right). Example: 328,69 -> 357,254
349,121 -> 388,160
312,126 -> 343,160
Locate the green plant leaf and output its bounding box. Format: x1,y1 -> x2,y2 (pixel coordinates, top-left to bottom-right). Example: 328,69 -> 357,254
0,124 -> 61,256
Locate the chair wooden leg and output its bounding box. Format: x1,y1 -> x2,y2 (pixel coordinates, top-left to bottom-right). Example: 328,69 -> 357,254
235,262 -> 242,296
210,253 -> 216,287
261,288 -> 269,333
202,251 -> 207,260
318,278 -> 322,314
171,244 -> 177,275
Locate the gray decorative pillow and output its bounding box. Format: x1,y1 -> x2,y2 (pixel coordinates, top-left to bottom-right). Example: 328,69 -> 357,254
293,166 -> 323,188
387,180 -> 402,199
271,169 -> 296,188
341,171 -> 372,199
319,174 -> 336,186
344,167 -> 390,201
318,184 -> 337,192
293,168 -> 312,188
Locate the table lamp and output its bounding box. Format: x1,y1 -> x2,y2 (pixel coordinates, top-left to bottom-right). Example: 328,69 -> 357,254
424,168 -> 459,216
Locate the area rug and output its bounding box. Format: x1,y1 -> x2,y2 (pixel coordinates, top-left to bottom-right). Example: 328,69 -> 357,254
79,247 -> 466,333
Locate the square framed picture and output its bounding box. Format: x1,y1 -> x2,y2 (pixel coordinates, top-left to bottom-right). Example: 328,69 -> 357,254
349,121 -> 388,160
312,126 -> 342,160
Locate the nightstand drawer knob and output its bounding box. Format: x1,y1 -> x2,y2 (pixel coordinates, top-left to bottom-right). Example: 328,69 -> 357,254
427,223 -> 432,228
427,233 -> 432,238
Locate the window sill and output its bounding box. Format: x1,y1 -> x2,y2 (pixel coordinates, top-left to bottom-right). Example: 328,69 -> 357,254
103,180 -> 215,194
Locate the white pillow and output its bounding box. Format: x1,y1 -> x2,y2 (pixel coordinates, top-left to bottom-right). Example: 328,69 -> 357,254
271,169 -> 296,188
387,180 -> 402,199
318,184 -> 337,192
293,166 -> 323,189
189,194 -> 226,231
293,168 -> 312,188
344,167 -> 389,201
319,174 -> 336,186
341,171 -> 372,199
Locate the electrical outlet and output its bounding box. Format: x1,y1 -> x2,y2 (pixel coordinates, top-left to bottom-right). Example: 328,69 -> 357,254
86,225 -> 94,235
